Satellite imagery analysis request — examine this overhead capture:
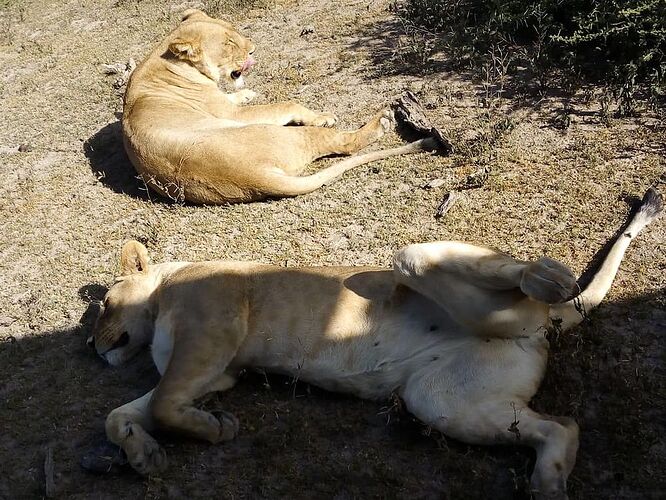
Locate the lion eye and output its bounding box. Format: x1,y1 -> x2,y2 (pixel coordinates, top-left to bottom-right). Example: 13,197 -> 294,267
110,332 -> 130,351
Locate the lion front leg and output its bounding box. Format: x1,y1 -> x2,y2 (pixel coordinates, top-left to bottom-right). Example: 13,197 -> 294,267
105,389 -> 167,475
150,364 -> 240,444
225,89 -> 257,105
232,101 -> 337,127
148,321 -> 243,444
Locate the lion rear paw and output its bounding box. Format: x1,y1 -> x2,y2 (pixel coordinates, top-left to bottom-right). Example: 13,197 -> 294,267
378,109 -> 395,133
520,257 -> 577,304
363,109 -> 394,141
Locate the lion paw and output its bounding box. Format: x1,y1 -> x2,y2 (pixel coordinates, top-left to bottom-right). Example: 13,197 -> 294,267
312,112 -> 337,127
378,109 -> 395,134
520,257 -> 577,304
212,410 -> 240,442
231,89 -> 257,105
125,433 -> 167,475
365,109 -> 394,140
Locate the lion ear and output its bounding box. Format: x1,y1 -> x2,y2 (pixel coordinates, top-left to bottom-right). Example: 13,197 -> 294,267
181,9 -> 209,22
168,38 -> 202,62
120,241 -> 150,276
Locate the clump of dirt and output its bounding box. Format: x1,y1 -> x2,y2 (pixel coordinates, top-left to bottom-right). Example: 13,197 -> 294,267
0,0 -> 664,498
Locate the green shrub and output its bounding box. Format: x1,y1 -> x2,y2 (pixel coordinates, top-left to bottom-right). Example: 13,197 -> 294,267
400,0 -> 666,111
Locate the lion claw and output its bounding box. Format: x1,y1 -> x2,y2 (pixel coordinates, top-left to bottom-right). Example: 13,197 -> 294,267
212,410 -> 240,441
313,112 -> 337,127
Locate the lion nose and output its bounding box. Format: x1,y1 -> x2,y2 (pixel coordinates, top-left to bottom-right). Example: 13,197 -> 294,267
87,336 -> 95,349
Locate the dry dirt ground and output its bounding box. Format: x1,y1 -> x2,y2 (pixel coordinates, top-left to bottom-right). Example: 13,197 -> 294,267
1,0 -> 665,498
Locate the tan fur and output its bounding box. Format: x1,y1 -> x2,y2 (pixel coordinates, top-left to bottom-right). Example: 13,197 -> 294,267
90,192 -> 661,498
122,9 -> 431,204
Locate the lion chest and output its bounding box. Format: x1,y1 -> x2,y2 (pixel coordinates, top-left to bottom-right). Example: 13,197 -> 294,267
152,318 -> 175,376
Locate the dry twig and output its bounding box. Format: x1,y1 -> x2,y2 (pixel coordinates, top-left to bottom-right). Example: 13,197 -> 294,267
435,191 -> 459,219
44,446 -> 55,498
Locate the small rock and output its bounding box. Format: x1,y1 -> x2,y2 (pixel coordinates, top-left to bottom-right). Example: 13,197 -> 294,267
18,143 -> 33,152
422,178 -> 445,189
0,316 -> 16,327
300,25 -> 315,37
80,440 -> 128,474
100,62 -> 125,75
456,166 -> 491,190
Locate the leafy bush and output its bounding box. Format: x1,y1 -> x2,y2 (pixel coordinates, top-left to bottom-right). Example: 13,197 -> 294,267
400,0 -> 666,111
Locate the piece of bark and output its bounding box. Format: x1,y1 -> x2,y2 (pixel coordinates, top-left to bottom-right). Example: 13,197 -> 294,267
300,25 -> 315,36
393,91 -> 453,154
435,190 -> 459,219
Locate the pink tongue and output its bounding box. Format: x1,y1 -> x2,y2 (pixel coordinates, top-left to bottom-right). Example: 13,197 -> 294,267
241,56 -> 256,72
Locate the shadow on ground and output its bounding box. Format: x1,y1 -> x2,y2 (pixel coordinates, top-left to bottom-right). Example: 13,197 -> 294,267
83,120 -> 150,201
1,277 -> 663,498
345,18 -> 598,117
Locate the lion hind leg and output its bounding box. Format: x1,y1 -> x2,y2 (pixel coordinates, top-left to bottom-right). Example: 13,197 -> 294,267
309,109 -> 395,158
403,380 -> 578,500
550,187 -> 663,331
254,138 -> 434,198
393,241 -> 577,335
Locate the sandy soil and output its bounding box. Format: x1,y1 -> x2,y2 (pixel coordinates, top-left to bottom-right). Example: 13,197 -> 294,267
0,0 -> 664,498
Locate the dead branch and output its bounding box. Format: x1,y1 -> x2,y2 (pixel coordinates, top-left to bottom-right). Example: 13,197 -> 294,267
435,190 -> 459,219
393,91 -> 453,154
44,446 -> 55,498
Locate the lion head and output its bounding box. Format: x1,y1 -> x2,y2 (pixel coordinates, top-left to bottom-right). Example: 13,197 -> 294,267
88,241 -> 156,366
167,9 -> 256,89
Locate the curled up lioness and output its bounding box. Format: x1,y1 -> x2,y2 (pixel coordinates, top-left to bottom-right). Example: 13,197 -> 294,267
122,9 -> 433,204
88,188 -> 662,499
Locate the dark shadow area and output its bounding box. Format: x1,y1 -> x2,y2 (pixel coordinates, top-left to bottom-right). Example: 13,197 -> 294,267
1,270 -> 663,498
343,17 -> 560,118
345,17 -> 666,121
534,286 -> 666,499
344,17 -> 452,80
83,120 -> 151,201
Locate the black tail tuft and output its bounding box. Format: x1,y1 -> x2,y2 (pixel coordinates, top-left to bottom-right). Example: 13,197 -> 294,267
637,187 -> 664,222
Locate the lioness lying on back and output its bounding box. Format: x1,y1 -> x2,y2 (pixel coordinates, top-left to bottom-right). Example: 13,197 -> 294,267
122,9 -> 432,204
89,189 -> 662,499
